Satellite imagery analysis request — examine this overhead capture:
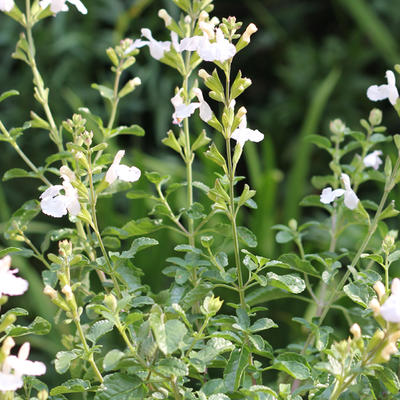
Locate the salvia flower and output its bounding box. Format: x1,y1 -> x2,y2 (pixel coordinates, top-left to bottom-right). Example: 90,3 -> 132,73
105,150 -> 141,185
180,28 -> 236,62
193,88 -> 213,122
140,28 -> 171,60
171,90 -> 200,126
0,0 -> 14,12
40,0 -> 87,14
40,174 -> 80,218
0,256 -> 28,297
363,150 -> 383,170
367,70 -> 399,106
231,115 -> 264,147
380,278 -> 400,323
320,173 -> 359,210
0,342 -> 46,392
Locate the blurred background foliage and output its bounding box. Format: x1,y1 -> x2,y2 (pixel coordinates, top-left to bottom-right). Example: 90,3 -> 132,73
1,0 -> 400,386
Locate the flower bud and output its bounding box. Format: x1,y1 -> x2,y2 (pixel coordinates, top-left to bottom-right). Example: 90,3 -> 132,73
62,285 -> 74,301
382,230 -> 397,253
199,21 -> 215,40
369,298 -> 381,316
198,11 -> 209,23
329,118 -> 346,136
381,342 -> 398,361
242,23 -> 258,43
200,295 -> 223,316
198,69 -> 211,80
43,285 -> 58,300
288,219 -> 298,231
369,108 -> 382,126
158,9 -> 172,27
2,337 -> 15,356
59,240 -> 73,258
60,166 -> 76,182
184,15 -> 191,24
104,293 -> 118,312
373,281 -> 386,301
350,323 -> 361,339
236,106 -> 247,121
38,390 -> 49,400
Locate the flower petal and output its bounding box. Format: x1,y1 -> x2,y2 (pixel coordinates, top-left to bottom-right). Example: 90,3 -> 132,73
343,190 -> 359,210
0,372 -> 23,392
67,0 -> 87,14
116,165 -> 141,182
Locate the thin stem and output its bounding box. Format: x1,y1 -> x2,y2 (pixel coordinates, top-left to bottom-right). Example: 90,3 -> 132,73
21,232 -> 51,269
0,121 -> 52,186
226,137 -> 245,309
107,68 -> 122,131
25,0 -> 63,151
87,152 -> 122,297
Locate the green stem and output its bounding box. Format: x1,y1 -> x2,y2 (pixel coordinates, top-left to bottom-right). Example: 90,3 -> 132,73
25,0 -> 63,151
73,314 -> 104,383
0,121 -> 52,186
226,138 -> 245,309
87,152 -> 122,297
107,68 -> 122,131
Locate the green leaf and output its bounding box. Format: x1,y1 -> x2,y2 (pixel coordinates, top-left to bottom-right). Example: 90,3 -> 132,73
94,373 -> 143,400
374,366 -> 400,394
237,226 -> 257,248
388,250 -> 400,264
156,357 -> 189,377
361,253 -> 384,267
7,317 -> 51,337
181,283 -> 212,310
275,230 -> 294,244
267,272 -> 305,294
192,130 -> 211,151
50,379 -> 90,395
271,353 -> 310,380
204,143 -> 227,169
0,90 -> 19,103
104,218 -> 162,239
91,83 -> 114,101
0,247 -> 25,258
3,168 -> 39,181
278,254 -> 320,277
224,347 -> 250,392
343,281 -> 374,308
162,130 -> 182,153
108,125 -> 145,139
120,237 -> 158,258
103,350 -> 125,371
55,351 -> 79,374
305,134 -> 332,151
86,320 -> 114,344
249,318 -> 277,333
149,306 -> 187,355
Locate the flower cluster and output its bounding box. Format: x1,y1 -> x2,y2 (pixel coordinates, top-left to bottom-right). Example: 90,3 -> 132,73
320,173 -> 359,210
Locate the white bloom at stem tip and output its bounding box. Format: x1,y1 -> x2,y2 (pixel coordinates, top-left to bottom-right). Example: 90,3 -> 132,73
40,174 -> 81,218
171,90 -> 200,126
363,150 -> 383,170
320,173 -> 359,210
367,70 -> 399,106
0,343 -> 46,392
380,278 -> 400,322
105,150 -> 141,185
0,256 -> 28,297
0,0 -> 14,12
231,115 -> 264,147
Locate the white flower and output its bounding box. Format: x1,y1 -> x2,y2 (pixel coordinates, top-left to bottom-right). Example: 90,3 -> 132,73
193,88 -> 213,122
319,173 -> 359,210
124,38 -> 148,54
367,70 -> 399,106
180,28 -> 236,62
40,0 -> 87,14
171,90 -> 200,126
40,175 -> 80,218
320,187 -> 345,204
0,256 -> 28,297
105,150 -> 141,185
0,343 -> 46,392
231,115 -> 264,147
363,150 -> 383,170
380,278 -> 400,322
140,28 -> 171,60
0,0 -> 14,12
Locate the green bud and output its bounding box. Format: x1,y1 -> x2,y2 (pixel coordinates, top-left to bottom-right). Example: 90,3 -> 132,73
394,134 -> 400,151
288,219 -> 298,231
59,240 -> 73,258
106,47 -> 119,67
369,108 -> 382,126
329,118 -> 346,138
384,156 -> 393,178
104,294 -> 118,312
0,313 -> 16,332
200,236 -> 214,248
38,390 -> 49,400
